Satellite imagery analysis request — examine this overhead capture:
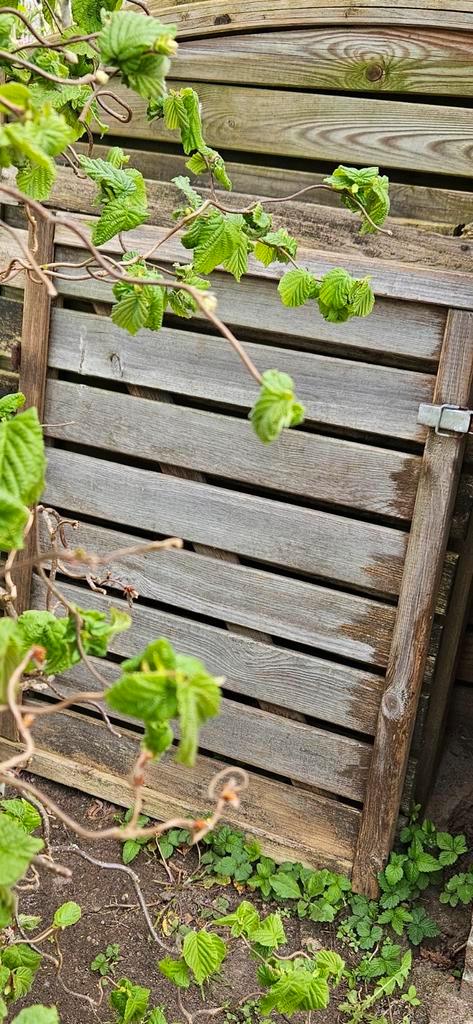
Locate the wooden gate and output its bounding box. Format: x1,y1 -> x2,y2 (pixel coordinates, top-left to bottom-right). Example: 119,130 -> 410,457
1,0 -> 473,892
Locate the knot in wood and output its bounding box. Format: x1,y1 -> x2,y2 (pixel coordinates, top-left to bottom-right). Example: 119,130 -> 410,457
214,13 -> 231,24
365,63 -> 384,83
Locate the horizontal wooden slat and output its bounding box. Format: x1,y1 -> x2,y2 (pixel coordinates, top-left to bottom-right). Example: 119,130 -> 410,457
37,520 -> 394,681
45,380 -> 421,517
149,0 -> 473,35
73,145 -> 473,228
44,447 -> 408,595
48,310 -> 433,442
29,665 -> 370,800
16,166 -> 469,274
171,28 -> 473,95
0,709 -> 361,870
109,81 -> 473,178
2,225 -> 471,315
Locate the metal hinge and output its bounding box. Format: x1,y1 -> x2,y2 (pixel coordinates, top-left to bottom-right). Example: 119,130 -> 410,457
417,403 -> 473,436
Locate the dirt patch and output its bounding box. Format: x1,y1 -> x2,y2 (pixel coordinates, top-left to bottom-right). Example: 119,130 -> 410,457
2,775 -> 471,1024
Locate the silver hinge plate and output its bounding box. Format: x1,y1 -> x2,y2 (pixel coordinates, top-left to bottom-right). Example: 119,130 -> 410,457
417,403 -> 473,436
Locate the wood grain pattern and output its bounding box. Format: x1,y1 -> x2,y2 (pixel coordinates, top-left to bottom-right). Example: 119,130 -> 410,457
0,708 -> 361,871
28,167 -> 472,274
108,81 -> 473,178
44,379 -> 421,516
149,0 -> 473,35
48,310 -> 434,442
0,221 -> 54,744
2,225 -> 471,314
43,447 -> 408,595
352,310 -> 473,895
171,28 -> 473,95
25,667 -> 371,799
73,144 -> 473,228
35,519 -> 393,683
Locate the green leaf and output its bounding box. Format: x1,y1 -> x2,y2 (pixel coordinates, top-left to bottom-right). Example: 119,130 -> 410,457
416,853 -> 440,873
110,978 -> 150,1023
0,814 -> 43,885
277,268 -> 318,308
98,11 -> 176,66
260,970 -> 329,1015
158,957 -> 191,988
0,799 -> 41,834
0,393 -> 25,422
53,901 -> 82,929
93,198 -> 148,246
0,407 -> 45,548
250,369 -> 305,444
11,1009 -> 59,1024
175,657 -> 221,765
254,228 -> 298,267
0,84 -> 30,113
182,930 -> 226,984
269,873 -> 302,900
251,912 -> 286,949
17,914 -> 42,932
172,175 -> 202,211
164,89 -> 205,154
111,288 -> 150,335
149,1010 -> 168,1024
214,900 -> 260,938
107,672 -> 177,722
16,163 -> 56,201
318,267 -> 353,309
0,619 -> 27,703
11,966 -> 34,1001
2,945 -> 41,971
143,719 -> 173,759
122,840 -> 143,865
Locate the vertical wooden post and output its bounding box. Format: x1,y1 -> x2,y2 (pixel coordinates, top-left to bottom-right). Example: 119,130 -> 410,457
352,309 -> 473,896
0,218 -> 55,742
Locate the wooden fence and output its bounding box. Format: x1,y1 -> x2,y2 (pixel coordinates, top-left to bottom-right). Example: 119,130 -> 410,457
1,0 -> 473,893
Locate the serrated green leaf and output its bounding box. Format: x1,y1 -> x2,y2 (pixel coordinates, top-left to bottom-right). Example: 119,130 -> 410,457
53,901 -> 82,929
214,900 -> 260,938
158,957 -> 191,988
0,393 -> 25,422
111,288 -> 150,335
269,873 -> 302,900
277,268 -> 318,308
251,912 -> 286,949
142,719 -> 173,759
182,930 -> 226,984
11,1008 -> 58,1024
172,175 -> 202,211
250,368 -> 305,444
2,945 -> 41,972
260,970 -> 329,1015
92,198 -> 148,246
0,815 -> 43,885
0,406 -> 45,510
0,799 -> 41,834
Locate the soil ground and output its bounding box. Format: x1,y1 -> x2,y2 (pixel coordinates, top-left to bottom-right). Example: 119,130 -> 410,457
4,697 -> 473,1024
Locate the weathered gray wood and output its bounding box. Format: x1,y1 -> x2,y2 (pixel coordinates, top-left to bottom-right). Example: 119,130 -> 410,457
26,668 -> 370,799
171,27 -> 473,96
21,166 -> 472,273
108,81 -> 473,178
45,379 -> 421,517
352,310 -> 473,895
72,144 -> 473,229
48,310 -> 434,442
148,0 -> 473,35
43,447 -> 408,595
37,517 -> 394,677
2,225 -> 471,314
0,708 -> 361,871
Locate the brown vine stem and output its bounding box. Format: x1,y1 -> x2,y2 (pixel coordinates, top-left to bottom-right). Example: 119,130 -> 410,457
0,762 -> 248,843
0,50 -> 99,85
2,647 -> 38,772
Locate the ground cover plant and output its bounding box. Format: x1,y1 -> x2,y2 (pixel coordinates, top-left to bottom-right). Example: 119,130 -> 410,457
0,0 -> 464,1020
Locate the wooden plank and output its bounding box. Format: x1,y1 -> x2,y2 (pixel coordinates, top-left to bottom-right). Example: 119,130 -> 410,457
149,1 -> 473,35
44,379 -> 421,517
73,145 -> 473,229
43,447 -> 408,595
2,225 -> 472,314
0,709 -> 361,871
0,221 -> 54,744
24,671 -> 370,799
21,167 -> 471,274
49,284 -> 444,369
415,507 -> 473,805
36,518 -> 394,675
171,28 -> 473,96
352,309 -> 473,896
48,311 -> 434,442
108,81 -> 473,178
